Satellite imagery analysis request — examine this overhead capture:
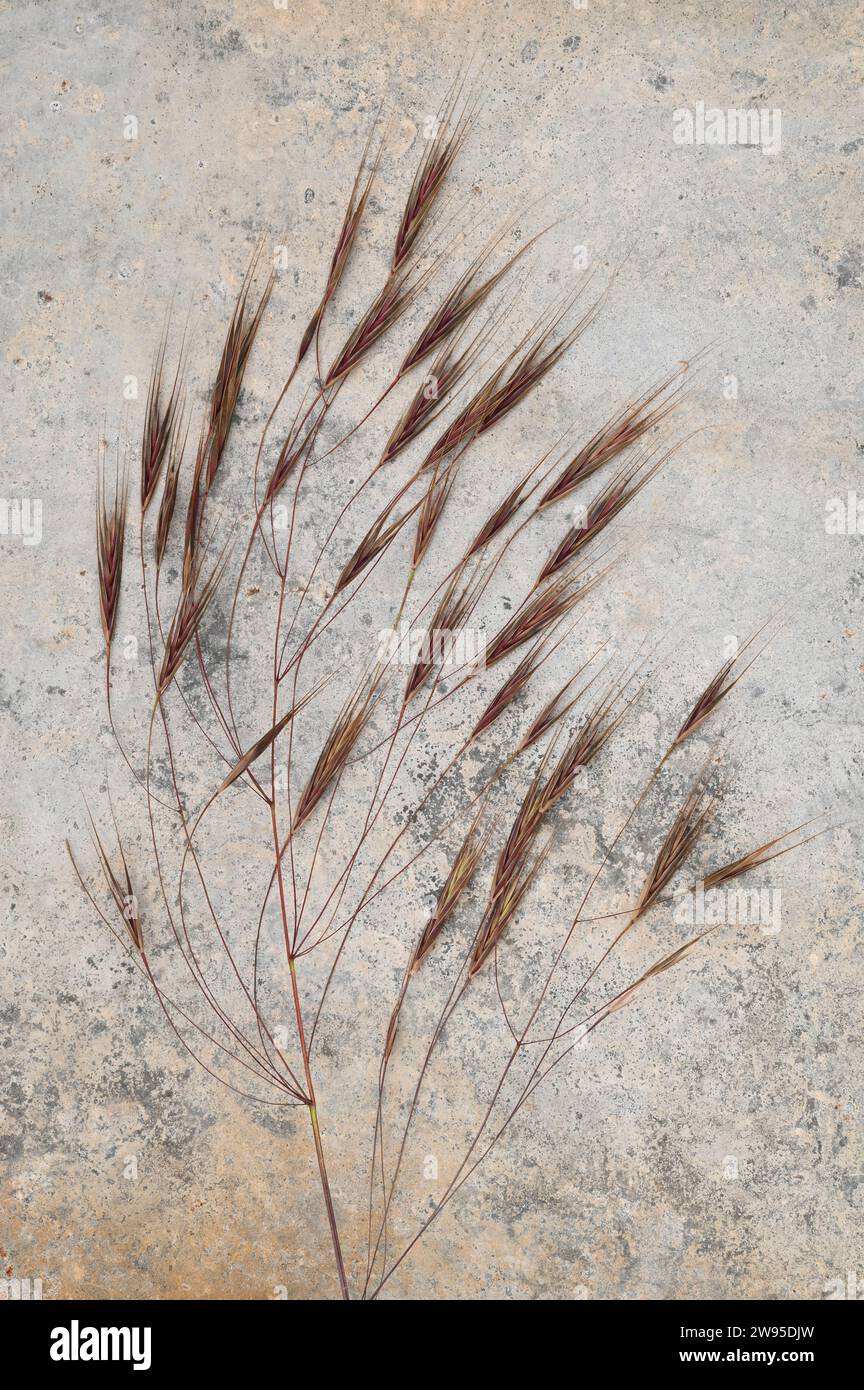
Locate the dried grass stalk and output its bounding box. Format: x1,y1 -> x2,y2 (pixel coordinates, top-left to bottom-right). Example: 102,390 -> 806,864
538,362 -> 689,510
96,457 -> 128,655
693,820 -> 827,891
294,667 -> 384,829
297,129 -> 383,365
68,73 -> 822,1304
158,544 -> 228,697
409,806 -> 491,974
141,328 -> 183,514
628,762 -> 718,926
392,74 -> 476,270
666,623 -> 772,756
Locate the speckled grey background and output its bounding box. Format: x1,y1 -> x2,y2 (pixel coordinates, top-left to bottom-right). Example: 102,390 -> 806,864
1,0 -> 862,1301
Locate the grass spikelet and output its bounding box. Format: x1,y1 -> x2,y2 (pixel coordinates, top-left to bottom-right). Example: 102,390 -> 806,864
692,819 -> 828,892
485,559 -> 608,668
403,560 -> 484,703
421,290 -> 601,473
469,837 -> 550,978
469,687 -> 631,979
537,679 -> 637,807
470,620 -> 587,741
214,678 -> 331,798
537,361 -> 689,511
96,453 -> 128,655
665,622 -> 773,757
297,127 -> 383,365
517,649 -> 605,753
158,542 -> 229,697
263,408 -> 324,506
294,667 -> 385,830
334,493 -> 421,596
602,934 -> 705,1019
182,421 -> 208,592
535,444 -> 672,586
478,677 -> 636,923
471,635 -> 548,739
628,761 -> 718,927
381,309 -> 501,467
409,805 -> 491,974
467,456 -> 539,557
204,254 -> 273,489
411,458 -> 459,569
155,407 -> 188,568
74,806 -> 144,954
141,327 -> 183,514
398,221 -> 546,377
472,292 -> 600,437
324,257 -> 438,389
392,73 -> 476,271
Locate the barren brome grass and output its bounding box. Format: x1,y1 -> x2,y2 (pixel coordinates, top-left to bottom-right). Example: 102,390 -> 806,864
69,76 -> 822,1302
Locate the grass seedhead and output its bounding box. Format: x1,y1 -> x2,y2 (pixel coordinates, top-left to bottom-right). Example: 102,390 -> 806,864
535,444 -> 672,586
410,804 -> 491,973
517,641 -> 607,752
471,636 -> 548,739
155,407 -> 188,569
666,620 -> 775,757
469,836 -> 550,978
158,541 -> 229,697
294,666 -> 385,829
67,71 -> 821,1304
96,453 -> 129,654
412,458 -> 459,569
392,72 -> 477,271
72,805 -> 144,954
297,126 -> 384,365
404,560 -> 484,703
381,306 -> 503,467
629,761 -> 719,926
334,494 -> 421,596
538,361 -> 689,510
399,219 -> 547,376
485,559 -> 608,667
141,325 -> 183,515
693,819 -> 828,892
325,257 -> 437,389
204,253 -> 273,489
421,289 -> 600,473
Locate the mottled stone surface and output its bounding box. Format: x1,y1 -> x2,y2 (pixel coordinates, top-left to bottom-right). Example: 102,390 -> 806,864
1,0 -> 861,1301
